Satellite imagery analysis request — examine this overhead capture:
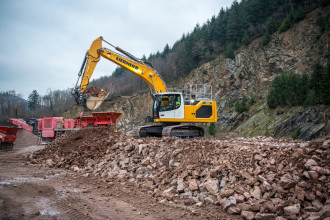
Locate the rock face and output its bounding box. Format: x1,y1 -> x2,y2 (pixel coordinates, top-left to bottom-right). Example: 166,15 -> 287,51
30,127 -> 330,219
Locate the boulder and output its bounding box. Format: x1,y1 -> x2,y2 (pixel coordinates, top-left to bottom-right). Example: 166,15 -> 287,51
284,203 -> 301,215
204,179 -> 219,194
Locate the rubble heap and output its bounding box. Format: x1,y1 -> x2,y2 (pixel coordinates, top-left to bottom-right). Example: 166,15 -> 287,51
30,128 -> 330,219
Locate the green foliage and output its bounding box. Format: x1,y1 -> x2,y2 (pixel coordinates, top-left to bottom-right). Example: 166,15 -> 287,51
241,30 -> 250,46
321,0 -> 330,6
279,13 -> 293,33
249,97 -> 256,106
208,122 -> 216,137
204,50 -> 216,62
112,67 -> 125,78
224,42 -> 235,59
317,13 -> 329,34
267,63 -> 330,109
293,7 -> 306,23
291,128 -> 301,140
264,129 -> 270,137
235,95 -> 249,113
266,17 -> 277,34
262,31 -> 271,46
303,90 -> 316,106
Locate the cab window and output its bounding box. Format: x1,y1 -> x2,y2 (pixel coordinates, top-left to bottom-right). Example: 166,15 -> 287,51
159,94 -> 181,112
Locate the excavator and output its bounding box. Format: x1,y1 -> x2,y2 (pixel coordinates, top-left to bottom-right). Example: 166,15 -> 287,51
73,36 -> 217,138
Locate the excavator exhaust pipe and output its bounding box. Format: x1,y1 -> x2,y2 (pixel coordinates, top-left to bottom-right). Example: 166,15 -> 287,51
84,87 -> 110,111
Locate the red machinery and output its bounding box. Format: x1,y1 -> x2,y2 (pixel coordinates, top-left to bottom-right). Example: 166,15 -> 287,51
10,112 -> 121,141
0,126 -> 21,150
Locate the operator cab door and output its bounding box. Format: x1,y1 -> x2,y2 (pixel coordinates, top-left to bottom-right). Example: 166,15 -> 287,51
154,94 -> 184,119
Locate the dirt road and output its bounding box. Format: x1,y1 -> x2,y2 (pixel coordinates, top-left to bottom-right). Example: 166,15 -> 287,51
0,133 -> 237,219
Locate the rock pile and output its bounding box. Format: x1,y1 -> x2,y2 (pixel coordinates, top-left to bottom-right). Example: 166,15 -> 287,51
14,130 -> 38,148
30,128 -> 330,219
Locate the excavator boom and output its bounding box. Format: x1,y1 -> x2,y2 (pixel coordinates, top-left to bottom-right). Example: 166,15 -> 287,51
73,37 -> 167,110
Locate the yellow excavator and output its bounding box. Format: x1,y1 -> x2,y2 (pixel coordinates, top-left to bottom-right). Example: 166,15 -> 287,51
73,36 -> 217,138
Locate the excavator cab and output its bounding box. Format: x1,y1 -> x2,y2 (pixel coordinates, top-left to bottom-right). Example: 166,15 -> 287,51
152,93 -> 184,120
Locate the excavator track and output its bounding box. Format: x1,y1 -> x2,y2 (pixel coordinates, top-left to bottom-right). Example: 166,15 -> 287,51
162,125 -> 204,138
132,125 -> 204,138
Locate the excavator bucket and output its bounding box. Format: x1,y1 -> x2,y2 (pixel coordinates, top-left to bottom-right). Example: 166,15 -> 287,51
84,87 -> 110,110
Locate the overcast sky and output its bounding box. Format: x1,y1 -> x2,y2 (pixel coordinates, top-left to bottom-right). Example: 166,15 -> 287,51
0,0 -> 234,99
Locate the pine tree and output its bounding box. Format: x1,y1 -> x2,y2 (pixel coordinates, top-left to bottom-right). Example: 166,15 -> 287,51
28,90 -> 40,111
241,30 -> 250,46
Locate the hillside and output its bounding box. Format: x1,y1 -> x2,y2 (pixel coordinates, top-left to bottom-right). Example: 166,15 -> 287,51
64,6 -> 329,141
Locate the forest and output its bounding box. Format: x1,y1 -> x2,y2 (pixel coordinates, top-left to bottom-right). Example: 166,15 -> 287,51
90,0 -> 327,96
1,0 -> 329,123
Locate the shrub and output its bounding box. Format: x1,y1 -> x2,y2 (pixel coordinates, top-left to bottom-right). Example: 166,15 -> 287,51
208,123 -> 216,137
279,13 -> 293,33
224,42 -> 235,59
235,96 -> 249,113
262,31 -> 271,46
291,128 -> 301,140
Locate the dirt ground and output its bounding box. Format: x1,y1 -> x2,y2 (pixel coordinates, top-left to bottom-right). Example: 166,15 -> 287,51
0,131 -> 238,220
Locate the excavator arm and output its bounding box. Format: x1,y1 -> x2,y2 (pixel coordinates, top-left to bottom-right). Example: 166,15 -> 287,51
73,36 -> 167,110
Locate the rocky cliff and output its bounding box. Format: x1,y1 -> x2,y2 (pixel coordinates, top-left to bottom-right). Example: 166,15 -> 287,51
65,6 -> 330,140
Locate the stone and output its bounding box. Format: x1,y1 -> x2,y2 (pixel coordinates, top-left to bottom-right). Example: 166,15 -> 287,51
319,204 -> 330,219
234,193 -> 245,203
177,182 -> 186,193
251,186 -> 262,199
284,203 -> 301,215
227,206 -> 241,215
188,179 -> 199,191
310,166 -> 330,175
304,159 -> 318,168
322,140 -> 330,148
204,179 -> 219,194
205,197 -> 215,204
224,196 -> 236,209
243,191 -> 251,199
266,173 -> 276,182
200,168 -> 209,177
254,154 -> 263,161
219,189 -> 235,198
295,186 -> 305,201
305,192 -> 316,201
171,149 -> 182,157
125,145 -> 134,152
280,174 -> 296,189
308,171 -> 319,179
183,197 -> 198,205
303,171 -> 310,179
259,201 -> 273,213
312,199 -> 323,210
255,213 -> 276,220
240,171 -> 257,184
46,159 -> 54,166
241,210 -> 256,220
162,186 -> 176,199
141,158 -> 150,165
